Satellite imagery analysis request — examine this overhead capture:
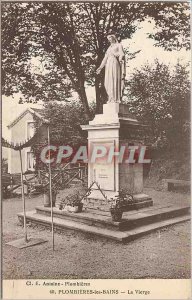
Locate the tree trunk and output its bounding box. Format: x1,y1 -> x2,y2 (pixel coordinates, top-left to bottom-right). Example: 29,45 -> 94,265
95,75 -> 107,114
94,52 -> 108,114
78,85 -> 91,121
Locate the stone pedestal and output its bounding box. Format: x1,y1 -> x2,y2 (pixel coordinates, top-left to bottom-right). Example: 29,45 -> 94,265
81,103 -> 152,211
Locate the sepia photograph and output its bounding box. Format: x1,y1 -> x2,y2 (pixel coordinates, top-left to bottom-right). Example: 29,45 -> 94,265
1,1 -> 191,299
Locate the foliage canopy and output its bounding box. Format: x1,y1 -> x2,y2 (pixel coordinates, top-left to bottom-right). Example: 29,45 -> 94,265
2,2 -> 190,119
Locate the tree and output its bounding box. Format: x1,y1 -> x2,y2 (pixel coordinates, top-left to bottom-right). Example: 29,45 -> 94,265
32,101 -> 94,169
147,2 -> 190,51
125,60 -> 190,151
2,2 -> 190,119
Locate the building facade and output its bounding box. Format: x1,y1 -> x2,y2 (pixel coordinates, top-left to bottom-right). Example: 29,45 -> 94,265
7,108 -> 43,174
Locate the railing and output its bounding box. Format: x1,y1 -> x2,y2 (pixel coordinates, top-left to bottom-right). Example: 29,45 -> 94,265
2,172 -> 39,197
2,163 -> 88,197
38,163 -> 87,191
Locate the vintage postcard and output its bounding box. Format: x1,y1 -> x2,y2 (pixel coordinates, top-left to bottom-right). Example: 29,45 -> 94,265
1,0 -> 191,299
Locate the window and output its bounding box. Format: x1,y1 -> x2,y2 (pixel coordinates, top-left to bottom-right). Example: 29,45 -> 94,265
27,152 -> 35,171
27,122 -> 35,139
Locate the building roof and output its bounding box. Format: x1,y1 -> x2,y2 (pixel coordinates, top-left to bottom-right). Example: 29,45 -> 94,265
31,108 -> 44,115
7,107 -> 44,129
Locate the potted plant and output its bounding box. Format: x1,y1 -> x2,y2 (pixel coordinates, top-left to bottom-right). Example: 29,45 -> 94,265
64,192 -> 83,213
110,189 -> 134,222
43,184 -> 58,208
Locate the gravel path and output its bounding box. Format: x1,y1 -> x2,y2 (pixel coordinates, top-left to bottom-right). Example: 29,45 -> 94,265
3,189 -> 191,279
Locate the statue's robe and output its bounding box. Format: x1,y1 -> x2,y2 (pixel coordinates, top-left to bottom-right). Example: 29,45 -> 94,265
100,43 -> 126,103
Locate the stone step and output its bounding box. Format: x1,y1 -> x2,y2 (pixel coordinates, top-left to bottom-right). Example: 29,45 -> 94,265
83,198 -> 153,212
30,204 -> 189,231
17,210 -> 190,243
85,200 -> 153,212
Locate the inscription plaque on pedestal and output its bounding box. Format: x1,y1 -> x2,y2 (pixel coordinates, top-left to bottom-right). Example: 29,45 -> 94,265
93,163 -> 114,191
90,141 -> 115,191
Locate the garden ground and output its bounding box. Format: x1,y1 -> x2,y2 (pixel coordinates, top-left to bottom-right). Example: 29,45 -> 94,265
3,187 -> 191,279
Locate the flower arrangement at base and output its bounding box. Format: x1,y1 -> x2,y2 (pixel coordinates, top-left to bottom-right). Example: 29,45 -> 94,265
43,184 -> 58,208
110,189 -> 134,222
61,192 -> 83,213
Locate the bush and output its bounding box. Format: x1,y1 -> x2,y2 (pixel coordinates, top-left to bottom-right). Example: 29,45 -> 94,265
125,60 -> 190,152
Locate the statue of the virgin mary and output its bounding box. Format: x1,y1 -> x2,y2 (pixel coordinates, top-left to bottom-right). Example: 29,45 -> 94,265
96,32 -> 126,103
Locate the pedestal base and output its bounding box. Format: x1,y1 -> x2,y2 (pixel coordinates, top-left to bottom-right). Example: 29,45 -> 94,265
81,102 -> 152,212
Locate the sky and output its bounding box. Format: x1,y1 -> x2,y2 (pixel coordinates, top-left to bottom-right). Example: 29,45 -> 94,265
2,20 -> 190,143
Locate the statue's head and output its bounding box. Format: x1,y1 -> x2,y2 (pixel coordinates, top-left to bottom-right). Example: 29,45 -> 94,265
107,31 -> 118,43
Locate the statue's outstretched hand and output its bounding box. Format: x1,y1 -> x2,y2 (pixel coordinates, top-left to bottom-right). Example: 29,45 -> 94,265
96,67 -> 101,75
